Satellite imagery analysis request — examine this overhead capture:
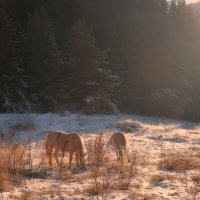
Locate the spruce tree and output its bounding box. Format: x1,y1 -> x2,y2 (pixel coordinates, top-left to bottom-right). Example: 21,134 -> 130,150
68,18 -> 120,111
24,8 -> 60,111
0,0 -> 27,112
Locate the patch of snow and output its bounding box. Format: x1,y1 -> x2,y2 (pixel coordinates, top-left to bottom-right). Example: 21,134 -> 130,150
84,96 -> 101,103
153,88 -> 178,99
0,113 -> 200,199
86,81 -> 98,86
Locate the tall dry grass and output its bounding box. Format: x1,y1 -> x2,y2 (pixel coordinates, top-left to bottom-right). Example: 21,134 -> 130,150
0,121 -> 40,194
159,149 -> 200,171
0,139 -> 26,192
84,133 -> 135,199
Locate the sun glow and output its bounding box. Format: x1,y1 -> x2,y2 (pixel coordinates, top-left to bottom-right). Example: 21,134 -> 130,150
187,0 -> 200,4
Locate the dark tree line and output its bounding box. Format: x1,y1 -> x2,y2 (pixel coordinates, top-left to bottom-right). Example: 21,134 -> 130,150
1,0 -> 200,121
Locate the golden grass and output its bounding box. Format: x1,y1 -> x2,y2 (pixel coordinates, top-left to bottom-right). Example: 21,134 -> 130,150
159,152 -> 200,171
0,126 -> 199,200
0,142 -> 26,192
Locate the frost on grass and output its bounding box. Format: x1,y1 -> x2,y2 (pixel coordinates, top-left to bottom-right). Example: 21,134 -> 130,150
0,113 -> 199,199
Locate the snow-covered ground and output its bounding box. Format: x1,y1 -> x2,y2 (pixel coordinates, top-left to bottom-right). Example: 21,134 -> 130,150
0,112 -> 200,199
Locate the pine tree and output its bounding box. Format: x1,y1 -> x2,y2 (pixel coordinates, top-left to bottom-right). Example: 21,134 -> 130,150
24,8 -> 60,111
0,0 -> 27,112
160,0 -> 168,13
68,19 -> 120,111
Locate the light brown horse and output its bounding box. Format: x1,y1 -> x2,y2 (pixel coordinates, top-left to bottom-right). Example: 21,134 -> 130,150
45,131 -> 85,168
110,132 -> 130,162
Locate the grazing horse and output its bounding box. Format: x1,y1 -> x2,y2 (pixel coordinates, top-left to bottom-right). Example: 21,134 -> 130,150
110,132 -> 130,162
45,131 -> 85,168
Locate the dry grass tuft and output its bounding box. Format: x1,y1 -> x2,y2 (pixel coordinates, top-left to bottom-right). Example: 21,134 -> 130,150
0,122 -> 37,192
184,171 -> 200,200
150,174 -> 165,183
159,150 -> 200,171
0,142 -> 27,192
84,133 -> 135,198
86,133 -> 107,165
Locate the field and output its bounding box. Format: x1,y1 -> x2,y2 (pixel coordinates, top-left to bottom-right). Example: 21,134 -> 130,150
0,113 -> 199,200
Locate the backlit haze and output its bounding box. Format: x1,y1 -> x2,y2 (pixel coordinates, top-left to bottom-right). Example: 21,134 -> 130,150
187,0 -> 200,4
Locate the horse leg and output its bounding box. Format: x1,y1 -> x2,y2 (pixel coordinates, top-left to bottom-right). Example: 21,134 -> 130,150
126,149 -> 131,162
115,146 -> 121,161
54,149 -> 60,166
46,145 -> 52,167
69,152 -> 73,168
59,152 -> 65,168
47,150 -> 52,167
75,152 -> 80,167
80,154 -> 85,169
116,151 -> 120,161
119,148 -> 123,162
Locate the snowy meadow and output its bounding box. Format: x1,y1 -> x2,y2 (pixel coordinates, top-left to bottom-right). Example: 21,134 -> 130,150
0,113 -> 199,200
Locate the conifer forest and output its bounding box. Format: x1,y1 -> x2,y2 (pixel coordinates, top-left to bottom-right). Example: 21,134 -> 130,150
1,0 -> 200,121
